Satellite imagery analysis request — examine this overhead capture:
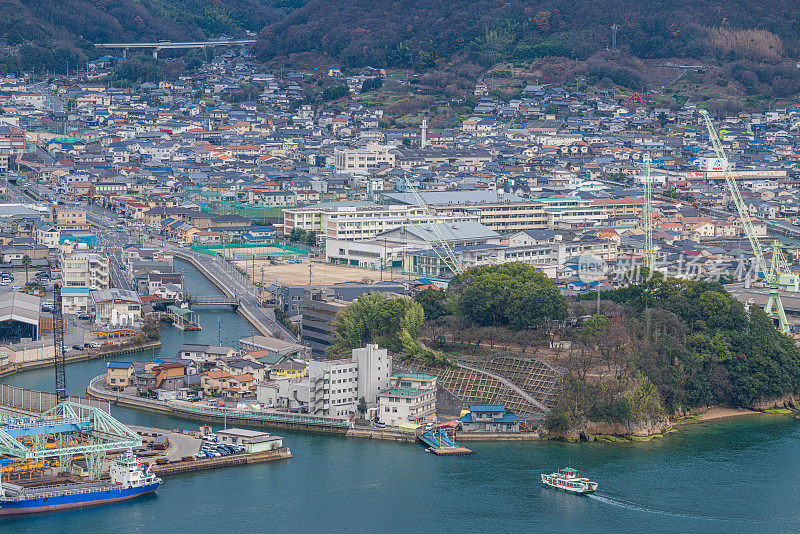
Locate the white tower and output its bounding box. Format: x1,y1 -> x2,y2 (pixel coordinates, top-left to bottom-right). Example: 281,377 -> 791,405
420,118 -> 427,148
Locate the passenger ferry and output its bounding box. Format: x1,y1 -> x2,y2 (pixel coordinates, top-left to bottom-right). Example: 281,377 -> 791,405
541,467 -> 598,494
0,452 -> 161,515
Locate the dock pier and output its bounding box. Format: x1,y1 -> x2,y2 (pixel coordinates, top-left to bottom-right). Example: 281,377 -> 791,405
417,428 -> 473,456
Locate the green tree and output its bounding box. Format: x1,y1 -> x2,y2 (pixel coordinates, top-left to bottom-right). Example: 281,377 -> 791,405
414,288 -> 448,320
329,293 -> 427,361
454,263 -> 566,327
288,227 -> 306,243
21,255 -> 31,285
110,57 -> 163,87
361,77 -> 383,92
322,85 -> 349,101
357,396 -> 368,416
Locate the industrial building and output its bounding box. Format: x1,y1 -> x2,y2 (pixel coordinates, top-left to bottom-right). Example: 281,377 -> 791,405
0,291 -> 40,342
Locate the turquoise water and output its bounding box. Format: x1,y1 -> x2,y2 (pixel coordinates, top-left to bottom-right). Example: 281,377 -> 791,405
3,261 -> 800,532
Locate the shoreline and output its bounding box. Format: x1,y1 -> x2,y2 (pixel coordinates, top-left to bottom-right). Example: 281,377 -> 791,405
0,340 -> 162,379
1,344 -> 795,445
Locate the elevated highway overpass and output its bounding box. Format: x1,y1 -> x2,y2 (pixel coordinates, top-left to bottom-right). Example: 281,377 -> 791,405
96,39 -> 256,58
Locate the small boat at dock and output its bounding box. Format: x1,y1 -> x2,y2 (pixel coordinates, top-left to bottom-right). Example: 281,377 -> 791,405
541,467 -> 598,494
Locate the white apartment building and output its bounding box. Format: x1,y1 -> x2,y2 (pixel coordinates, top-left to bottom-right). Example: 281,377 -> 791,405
61,252 -> 110,289
307,345 -> 393,418
544,205 -> 608,229
308,358 -> 359,419
377,372 -> 438,427
324,212 -> 480,241
334,143 -> 396,172
285,202 -> 481,242
354,344 -> 392,408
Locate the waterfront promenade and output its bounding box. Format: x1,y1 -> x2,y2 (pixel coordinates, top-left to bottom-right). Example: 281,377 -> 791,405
85,375 -> 538,442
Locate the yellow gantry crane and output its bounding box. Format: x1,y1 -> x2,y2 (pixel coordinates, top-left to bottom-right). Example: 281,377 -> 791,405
700,110 -> 798,335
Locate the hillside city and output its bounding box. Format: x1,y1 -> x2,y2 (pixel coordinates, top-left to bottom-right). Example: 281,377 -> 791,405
0,46 -> 798,437
4,1 -> 800,526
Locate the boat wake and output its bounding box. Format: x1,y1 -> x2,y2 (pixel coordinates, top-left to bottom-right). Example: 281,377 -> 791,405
588,493 -> 776,524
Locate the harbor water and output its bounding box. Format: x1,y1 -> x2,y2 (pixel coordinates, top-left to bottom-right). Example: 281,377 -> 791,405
3,260 -> 800,533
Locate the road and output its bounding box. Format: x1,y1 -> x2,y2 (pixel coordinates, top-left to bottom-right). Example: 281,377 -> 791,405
3,179 -> 298,342
171,247 -> 298,341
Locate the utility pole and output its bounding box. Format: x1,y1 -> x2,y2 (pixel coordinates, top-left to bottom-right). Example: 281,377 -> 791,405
596,285 -> 601,316
308,261 -> 312,285
217,318 -> 222,346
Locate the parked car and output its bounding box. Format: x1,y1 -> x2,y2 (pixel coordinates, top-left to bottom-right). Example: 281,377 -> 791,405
88,342 -> 101,348
77,313 -> 90,320
71,344 -> 84,351
10,286 -> 21,292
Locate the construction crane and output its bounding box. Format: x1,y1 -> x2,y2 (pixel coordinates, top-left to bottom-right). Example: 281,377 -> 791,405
404,180 -> 465,276
700,110 -> 798,335
642,154 -> 657,270
53,284 -> 66,400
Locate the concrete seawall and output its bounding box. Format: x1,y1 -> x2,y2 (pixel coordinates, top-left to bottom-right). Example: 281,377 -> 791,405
88,376 -> 540,443
0,340 -> 162,379
87,377 -> 351,435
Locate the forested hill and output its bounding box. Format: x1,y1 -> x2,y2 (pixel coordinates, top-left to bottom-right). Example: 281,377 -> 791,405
4,0 -> 800,88
253,0 -> 800,68
0,0 -> 297,67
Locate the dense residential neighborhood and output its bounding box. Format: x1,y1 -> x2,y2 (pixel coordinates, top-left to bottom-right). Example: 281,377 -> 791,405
1,49 -> 800,432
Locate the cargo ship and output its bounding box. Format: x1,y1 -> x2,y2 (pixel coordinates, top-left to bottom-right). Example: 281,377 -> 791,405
0,452 -> 161,515
541,467 -> 598,494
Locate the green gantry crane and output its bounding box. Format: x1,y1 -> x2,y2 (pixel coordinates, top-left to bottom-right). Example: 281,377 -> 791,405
700,109 -> 798,335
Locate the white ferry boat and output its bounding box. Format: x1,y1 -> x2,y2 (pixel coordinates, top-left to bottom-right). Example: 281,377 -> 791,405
541,467 -> 598,494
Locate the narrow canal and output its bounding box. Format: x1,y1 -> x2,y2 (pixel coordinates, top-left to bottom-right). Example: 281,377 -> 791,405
4,261 -> 800,533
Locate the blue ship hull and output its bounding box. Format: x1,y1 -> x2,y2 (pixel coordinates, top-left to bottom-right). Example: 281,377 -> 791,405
0,482 -> 159,516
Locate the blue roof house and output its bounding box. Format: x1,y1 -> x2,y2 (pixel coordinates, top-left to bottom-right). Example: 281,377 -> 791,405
461,404 -> 519,432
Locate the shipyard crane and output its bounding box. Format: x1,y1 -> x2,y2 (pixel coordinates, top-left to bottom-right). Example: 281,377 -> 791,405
53,284 -> 66,401
642,154 -> 657,270
699,110 -> 798,335
404,180 -> 465,275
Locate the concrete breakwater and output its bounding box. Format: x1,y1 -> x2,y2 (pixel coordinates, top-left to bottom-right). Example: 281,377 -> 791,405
149,448 -> 293,476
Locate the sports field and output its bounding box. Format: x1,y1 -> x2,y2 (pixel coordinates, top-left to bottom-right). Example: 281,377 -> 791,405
219,245 -> 297,259
232,258 -> 399,285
